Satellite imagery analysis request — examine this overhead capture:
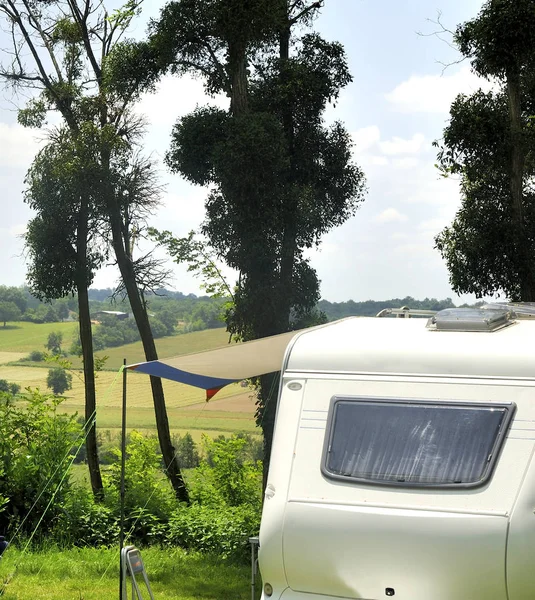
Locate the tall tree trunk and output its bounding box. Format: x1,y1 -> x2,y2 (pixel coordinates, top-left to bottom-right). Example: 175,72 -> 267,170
507,68 -> 535,300
229,42 -> 248,116
77,195 -> 104,500
277,18 -> 297,333
101,148 -> 189,503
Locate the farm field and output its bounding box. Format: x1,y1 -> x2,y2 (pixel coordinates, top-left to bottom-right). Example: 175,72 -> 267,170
0,323 -> 258,438
0,546 -> 255,600
0,321 -> 78,353
69,327 -> 231,371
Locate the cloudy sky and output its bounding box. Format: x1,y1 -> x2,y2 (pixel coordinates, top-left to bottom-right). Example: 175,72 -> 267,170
0,0 -> 490,303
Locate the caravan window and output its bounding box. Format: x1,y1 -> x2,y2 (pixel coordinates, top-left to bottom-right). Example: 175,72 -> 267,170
322,398 -> 514,488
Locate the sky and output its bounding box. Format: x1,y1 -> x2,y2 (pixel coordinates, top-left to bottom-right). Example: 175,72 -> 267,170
0,0 -> 491,303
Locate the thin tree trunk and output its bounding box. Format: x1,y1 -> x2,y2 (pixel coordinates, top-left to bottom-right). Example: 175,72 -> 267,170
77,194 -> 104,500
77,282 -> 104,499
506,69 -> 535,300
101,148 -> 189,503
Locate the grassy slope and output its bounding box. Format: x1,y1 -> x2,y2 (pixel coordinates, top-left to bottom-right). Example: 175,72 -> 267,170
0,323 -> 256,437
0,547 -> 256,600
0,321 -> 79,353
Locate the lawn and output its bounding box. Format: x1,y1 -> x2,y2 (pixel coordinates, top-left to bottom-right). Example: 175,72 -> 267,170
0,546 -> 257,600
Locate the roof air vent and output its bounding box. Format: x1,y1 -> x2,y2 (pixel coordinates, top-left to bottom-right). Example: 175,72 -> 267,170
426,308 -> 513,332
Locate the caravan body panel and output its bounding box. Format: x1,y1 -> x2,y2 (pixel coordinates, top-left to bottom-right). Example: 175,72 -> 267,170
259,317 -> 535,600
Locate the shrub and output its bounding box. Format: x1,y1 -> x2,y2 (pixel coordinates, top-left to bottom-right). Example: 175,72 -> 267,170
105,431 -> 176,542
165,504 -> 260,561
52,486 -> 119,547
0,389 -> 81,536
28,350 -> 45,362
172,433 -> 200,468
0,379 -> 20,396
190,435 -> 262,508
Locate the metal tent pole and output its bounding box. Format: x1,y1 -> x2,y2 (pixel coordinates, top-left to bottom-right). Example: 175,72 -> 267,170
119,359 -> 127,600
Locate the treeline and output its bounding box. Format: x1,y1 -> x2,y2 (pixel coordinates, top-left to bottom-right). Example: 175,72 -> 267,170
318,296 -> 483,321
0,285 -> 226,334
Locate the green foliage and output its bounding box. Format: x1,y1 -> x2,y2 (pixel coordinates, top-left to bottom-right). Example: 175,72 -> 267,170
47,367 -> 73,395
46,331 -> 63,354
172,432 -> 200,468
106,431 -> 175,526
189,435 -> 262,508
435,0 -> 535,300
0,301 -> 21,327
165,504 -> 260,561
0,286 -> 27,313
28,350 -> 46,362
52,486 -> 119,546
0,379 -> 21,396
0,389 -> 81,536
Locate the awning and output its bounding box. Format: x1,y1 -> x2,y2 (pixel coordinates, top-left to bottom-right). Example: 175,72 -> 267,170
126,328 -> 305,399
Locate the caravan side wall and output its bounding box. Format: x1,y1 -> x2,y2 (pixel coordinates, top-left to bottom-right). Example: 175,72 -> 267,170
258,319 -> 535,600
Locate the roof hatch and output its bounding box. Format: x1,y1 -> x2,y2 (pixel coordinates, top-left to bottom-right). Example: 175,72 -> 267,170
426,308 -> 513,332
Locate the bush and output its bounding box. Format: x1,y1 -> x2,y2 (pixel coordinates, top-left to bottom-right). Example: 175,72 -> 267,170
105,431 -> 176,542
190,435 -> 262,508
172,433 -> 200,468
52,486 -> 119,547
0,389 -> 81,536
165,504 -> 260,560
0,379 -> 20,396
28,350 -> 45,362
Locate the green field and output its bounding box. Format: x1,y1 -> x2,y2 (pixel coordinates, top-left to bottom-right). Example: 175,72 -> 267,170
0,546 -> 255,600
0,321 -> 79,353
0,322 -> 257,437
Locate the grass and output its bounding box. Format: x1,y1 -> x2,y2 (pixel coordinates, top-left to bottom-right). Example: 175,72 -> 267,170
0,323 -> 257,436
0,321 -> 79,353
69,327 -> 232,371
0,546 -> 256,600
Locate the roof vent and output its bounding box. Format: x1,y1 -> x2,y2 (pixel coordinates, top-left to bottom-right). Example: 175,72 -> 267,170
426,308 -> 513,332
482,302 -> 535,318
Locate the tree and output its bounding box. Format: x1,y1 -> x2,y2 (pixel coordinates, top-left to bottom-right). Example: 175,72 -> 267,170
0,302 -> 21,327
0,287 -> 27,314
0,0 -> 189,502
46,331 -> 63,355
25,130 -> 106,499
47,367 -> 73,395
435,0 -> 535,300
135,0 -> 365,481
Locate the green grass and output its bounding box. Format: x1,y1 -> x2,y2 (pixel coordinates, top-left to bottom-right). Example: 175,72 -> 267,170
69,327 -> 231,371
0,321 -> 79,353
0,546 -> 256,600
0,324 -> 257,437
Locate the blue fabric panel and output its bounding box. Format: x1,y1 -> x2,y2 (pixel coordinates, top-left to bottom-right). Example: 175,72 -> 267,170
130,361 -> 237,390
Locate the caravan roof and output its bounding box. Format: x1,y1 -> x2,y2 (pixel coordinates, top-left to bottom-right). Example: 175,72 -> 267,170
285,316 -> 535,380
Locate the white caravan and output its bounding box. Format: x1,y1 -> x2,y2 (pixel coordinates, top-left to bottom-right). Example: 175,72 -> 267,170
258,307 -> 535,600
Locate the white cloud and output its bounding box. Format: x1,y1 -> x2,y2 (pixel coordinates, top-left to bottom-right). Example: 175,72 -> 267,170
375,208 -> 409,223
392,157 -> 420,169
9,224 -> 26,237
0,123 -> 42,168
351,125 -> 380,153
385,65 -> 495,114
380,133 -> 425,155
136,74 -> 228,130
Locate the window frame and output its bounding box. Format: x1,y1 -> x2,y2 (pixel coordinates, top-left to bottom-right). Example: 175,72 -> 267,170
321,396 -> 515,490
